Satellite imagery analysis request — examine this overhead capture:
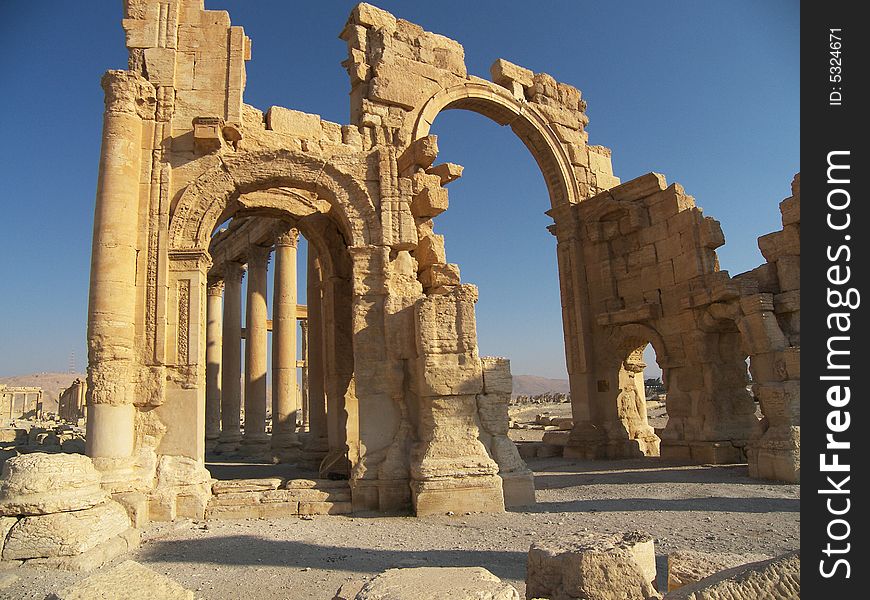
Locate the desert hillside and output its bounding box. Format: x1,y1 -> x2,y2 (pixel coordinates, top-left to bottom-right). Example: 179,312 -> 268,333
0,372 -> 85,412
511,374 -> 570,397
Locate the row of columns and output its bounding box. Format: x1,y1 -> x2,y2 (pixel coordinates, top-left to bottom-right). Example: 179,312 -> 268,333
204,226 -> 328,455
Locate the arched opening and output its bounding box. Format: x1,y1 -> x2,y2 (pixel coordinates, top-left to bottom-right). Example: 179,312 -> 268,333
202,203 -> 354,482
165,150 -> 375,489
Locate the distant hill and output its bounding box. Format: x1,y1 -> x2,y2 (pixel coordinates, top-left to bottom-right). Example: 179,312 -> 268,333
512,374 -> 570,397
0,372 -> 85,412
1,371 -> 569,408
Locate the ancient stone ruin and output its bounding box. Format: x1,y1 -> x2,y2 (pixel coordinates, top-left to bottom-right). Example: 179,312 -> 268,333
64,0 -> 801,535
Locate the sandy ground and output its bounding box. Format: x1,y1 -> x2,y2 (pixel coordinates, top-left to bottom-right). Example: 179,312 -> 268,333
1,454 -> 799,600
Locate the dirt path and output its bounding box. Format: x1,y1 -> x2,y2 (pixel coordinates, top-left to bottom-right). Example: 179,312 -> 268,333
2,457 -> 799,599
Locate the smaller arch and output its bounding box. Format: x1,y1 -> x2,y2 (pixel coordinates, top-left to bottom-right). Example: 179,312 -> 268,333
412,82 -> 580,209
169,149 -> 381,251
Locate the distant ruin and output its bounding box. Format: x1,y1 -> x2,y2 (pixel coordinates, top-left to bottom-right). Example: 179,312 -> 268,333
73,0 -> 799,523
0,385 -> 42,421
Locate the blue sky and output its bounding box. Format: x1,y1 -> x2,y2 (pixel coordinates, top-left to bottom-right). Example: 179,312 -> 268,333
0,1 -> 798,379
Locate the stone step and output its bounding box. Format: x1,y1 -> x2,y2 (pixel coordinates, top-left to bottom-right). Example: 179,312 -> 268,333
206,477 -> 352,519
205,500 -> 353,520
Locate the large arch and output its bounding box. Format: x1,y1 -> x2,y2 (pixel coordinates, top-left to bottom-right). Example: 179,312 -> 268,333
412,82 -> 580,209
168,149 -> 380,252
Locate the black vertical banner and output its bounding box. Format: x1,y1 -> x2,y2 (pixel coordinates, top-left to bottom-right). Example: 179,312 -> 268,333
803,1 -> 868,596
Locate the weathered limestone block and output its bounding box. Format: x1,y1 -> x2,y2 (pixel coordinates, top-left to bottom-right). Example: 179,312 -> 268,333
0,516 -> 16,557
481,356 -> 513,396
3,501 -> 130,560
45,559 -> 194,600
666,550 -> 772,591
213,477 -> 283,494
526,532 -> 660,600
415,234 -> 446,271
355,567 -> 519,600
26,528 -> 139,572
266,106 -> 323,139
350,3 -> 397,33
419,263 -> 460,293
0,453 -> 107,516
410,390 -> 504,515
476,357 -> 535,507
425,162 -> 463,185
411,186 -> 449,218
398,135 -> 439,172
490,58 -> 534,91
664,552 -> 799,599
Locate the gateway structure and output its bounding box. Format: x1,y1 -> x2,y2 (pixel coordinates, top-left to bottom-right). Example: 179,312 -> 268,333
84,1 -> 799,519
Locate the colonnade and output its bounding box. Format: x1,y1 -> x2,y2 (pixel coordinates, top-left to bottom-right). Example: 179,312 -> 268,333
204,225 -> 328,457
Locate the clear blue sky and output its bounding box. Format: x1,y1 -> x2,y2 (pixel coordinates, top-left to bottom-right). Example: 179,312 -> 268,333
0,1 -> 798,379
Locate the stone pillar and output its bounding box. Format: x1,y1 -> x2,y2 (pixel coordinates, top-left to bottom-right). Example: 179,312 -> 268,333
305,250 -> 328,448
243,245 -> 270,451
86,70 -> 155,486
272,227 -> 300,450
218,262 -> 244,451
299,318 -> 309,432
205,278 -> 224,450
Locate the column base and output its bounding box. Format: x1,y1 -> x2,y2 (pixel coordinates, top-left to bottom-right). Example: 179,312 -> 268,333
205,435 -> 220,453
351,479 -> 411,513
660,440 -> 745,464
213,432 -> 241,455
562,421 -> 608,459
240,434 -> 271,457
747,426 -> 799,483
411,475 -> 505,516
500,470 -> 536,508
91,456 -> 142,494
270,432 -> 301,450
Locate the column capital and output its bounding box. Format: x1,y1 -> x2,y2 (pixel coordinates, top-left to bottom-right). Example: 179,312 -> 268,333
274,226 -> 300,248
101,70 -> 157,119
299,318 -> 309,334
207,278 -> 225,296
247,244 -> 272,268
223,260 -> 246,283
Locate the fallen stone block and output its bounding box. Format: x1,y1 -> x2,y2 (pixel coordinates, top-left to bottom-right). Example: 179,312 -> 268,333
355,566 -> 520,599
44,559 -> 194,599
664,552 -> 799,599
527,531 -> 661,600
666,550 -> 771,591
0,453 -> 107,516
3,500 -> 130,560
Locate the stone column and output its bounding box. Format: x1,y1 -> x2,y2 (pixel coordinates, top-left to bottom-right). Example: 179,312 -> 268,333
243,245 -> 271,451
218,262 -> 244,451
205,278 -> 224,449
86,70 -> 155,486
299,318 -> 310,432
272,227 -> 300,450
306,250 -> 328,447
